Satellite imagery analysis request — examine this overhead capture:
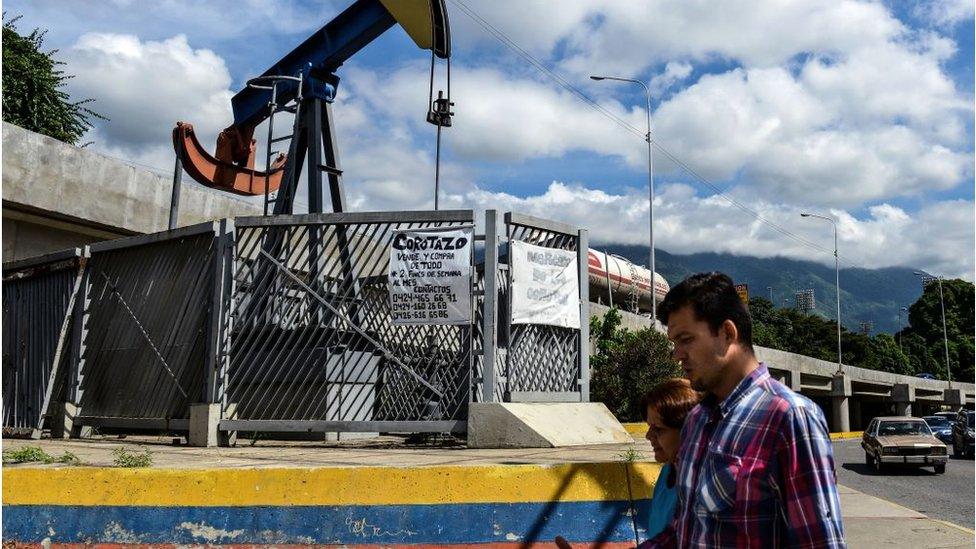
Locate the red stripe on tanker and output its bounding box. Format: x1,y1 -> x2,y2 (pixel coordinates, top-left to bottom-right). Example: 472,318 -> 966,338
587,250 -> 669,311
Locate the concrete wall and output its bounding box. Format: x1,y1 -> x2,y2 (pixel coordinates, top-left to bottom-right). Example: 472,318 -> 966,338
3,462 -> 660,546
2,122 -> 261,263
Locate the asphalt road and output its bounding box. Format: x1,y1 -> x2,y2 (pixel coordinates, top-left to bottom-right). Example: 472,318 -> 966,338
832,438 -> 975,530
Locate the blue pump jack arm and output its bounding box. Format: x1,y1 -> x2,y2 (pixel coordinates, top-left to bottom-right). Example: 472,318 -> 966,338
230,0 -> 395,130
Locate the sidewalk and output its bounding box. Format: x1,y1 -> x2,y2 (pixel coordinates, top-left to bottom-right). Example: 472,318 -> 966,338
839,484 -> 974,549
3,436 -> 973,547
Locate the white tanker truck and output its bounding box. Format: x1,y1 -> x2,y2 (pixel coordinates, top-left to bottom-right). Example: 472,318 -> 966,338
587,249 -> 669,313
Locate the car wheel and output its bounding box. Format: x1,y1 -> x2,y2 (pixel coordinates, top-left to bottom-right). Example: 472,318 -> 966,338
865,452 -> 872,466
873,453 -> 884,473
935,464 -> 946,474
954,442 -> 962,458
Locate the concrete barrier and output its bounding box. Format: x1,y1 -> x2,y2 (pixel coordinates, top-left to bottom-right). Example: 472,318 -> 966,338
468,402 -> 632,448
3,462 -> 663,546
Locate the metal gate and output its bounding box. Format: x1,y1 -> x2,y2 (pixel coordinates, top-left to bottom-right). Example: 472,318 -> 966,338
221,210 -> 475,434
479,211 -> 590,403
2,249 -> 85,436
70,222 -> 231,431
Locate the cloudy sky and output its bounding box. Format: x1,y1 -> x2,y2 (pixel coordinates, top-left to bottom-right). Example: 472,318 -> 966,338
8,0 -> 975,278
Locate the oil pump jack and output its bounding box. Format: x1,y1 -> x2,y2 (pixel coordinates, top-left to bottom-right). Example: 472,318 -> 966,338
171,0 -> 453,222
169,0 -> 455,392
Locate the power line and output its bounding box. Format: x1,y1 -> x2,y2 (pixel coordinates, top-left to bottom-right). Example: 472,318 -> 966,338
447,0 -> 861,269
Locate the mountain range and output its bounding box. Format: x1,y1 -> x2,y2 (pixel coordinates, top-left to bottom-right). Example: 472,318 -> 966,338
599,245 -> 928,335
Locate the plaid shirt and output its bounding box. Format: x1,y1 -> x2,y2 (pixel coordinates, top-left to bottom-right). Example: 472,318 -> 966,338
643,363 -> 846,548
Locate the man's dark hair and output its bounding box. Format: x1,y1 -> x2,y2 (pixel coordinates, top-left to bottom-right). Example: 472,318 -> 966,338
656,272 -> 754,353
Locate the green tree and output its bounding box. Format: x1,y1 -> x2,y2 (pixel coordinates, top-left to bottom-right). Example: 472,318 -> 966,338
2,15 -> 103,144
898,278 -> 974,382
590,308 -> 681,422
751,297 -> 916,377
867,334 -> 911,376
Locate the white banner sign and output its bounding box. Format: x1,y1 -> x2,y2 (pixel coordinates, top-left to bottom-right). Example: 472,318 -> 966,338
388,228 -> 473,325
510,240 -> 580,329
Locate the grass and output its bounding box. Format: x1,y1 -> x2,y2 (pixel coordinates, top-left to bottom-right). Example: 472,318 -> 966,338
111,446 -> 153,468
2,446 -> 80,465
617,446 -> 646,462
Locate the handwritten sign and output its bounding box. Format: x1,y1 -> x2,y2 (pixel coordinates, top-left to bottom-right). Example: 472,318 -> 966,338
388,228 -> 472,325
510,240 -> 580,329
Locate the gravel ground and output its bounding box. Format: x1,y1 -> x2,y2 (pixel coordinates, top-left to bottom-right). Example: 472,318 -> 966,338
832,438 -> 975,530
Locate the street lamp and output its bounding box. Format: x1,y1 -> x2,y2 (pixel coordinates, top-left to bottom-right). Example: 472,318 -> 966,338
590,74 -> 656,323
801,212 -> 843,374
913,272 -> 952,387
898,306 -> 908,353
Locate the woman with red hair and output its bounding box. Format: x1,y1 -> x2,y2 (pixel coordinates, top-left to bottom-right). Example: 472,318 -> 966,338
639,378 -> 701,539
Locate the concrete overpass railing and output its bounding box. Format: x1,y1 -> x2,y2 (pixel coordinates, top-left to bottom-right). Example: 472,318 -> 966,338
591,304 -> 975,432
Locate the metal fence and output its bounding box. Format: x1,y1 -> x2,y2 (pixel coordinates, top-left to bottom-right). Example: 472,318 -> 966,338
71,222 -> 231,431
2,209 -> 589,438
221,211 -> 475,434
479,211 -> 589,403
2,249 -> 85,437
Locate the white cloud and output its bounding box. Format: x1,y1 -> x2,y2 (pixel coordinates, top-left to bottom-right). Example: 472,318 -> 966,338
649,62 -> 693,96
338,172 -> 974,279
914,0 -> 976,27
650,62 -> 971,206
7,0 -> 344,44
520,183 -> 974,280
63,33 -> 234,169
347,58 -> 971,208
557,0 -> 904,73
344,63 -> 647,166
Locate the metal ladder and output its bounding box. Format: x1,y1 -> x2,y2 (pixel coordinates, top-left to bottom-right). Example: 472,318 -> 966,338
627,262 -> 640,313
245,74 -> 303,216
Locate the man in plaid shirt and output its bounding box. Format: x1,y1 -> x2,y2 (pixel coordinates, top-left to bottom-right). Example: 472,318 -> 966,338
643,272 -> 845,548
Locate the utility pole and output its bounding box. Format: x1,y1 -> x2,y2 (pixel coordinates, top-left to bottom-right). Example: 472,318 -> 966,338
801,213 -> 843,375
590,74 -> 655,323
898,306 -> 908,352
914,271 -> 952,389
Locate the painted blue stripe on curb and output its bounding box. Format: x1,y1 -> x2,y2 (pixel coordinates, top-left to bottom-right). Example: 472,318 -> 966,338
3,500 -> 653,545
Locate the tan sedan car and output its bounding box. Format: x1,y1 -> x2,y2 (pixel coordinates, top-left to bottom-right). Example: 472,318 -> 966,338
862,416 -> 948,474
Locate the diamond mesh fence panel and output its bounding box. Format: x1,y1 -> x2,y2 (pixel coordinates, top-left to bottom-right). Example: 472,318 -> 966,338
228,213 -> 474,425
503,221 -> 581,395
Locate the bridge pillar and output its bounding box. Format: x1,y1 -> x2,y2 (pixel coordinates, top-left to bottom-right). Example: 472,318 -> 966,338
892,383 -> 915,417
944,389 -> 963,409
831,375 -> 851,433
850,399 -> 863,430
785,370 -> 802,392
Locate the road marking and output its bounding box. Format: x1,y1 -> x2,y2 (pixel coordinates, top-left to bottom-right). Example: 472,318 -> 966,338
928,519 -> 976,535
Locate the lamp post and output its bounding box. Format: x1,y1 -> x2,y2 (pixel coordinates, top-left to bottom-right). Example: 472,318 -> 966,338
898,306 -> 908,352
801,212 -> 842,374
914,272 -> 952,387
590,74 -> 656,323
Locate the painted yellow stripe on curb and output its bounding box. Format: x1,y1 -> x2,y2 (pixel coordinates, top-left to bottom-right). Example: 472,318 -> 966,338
829,431 -> 864,440
3,462 -> 663,507
623,423 -> 646,437
929,519 -> 976,536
